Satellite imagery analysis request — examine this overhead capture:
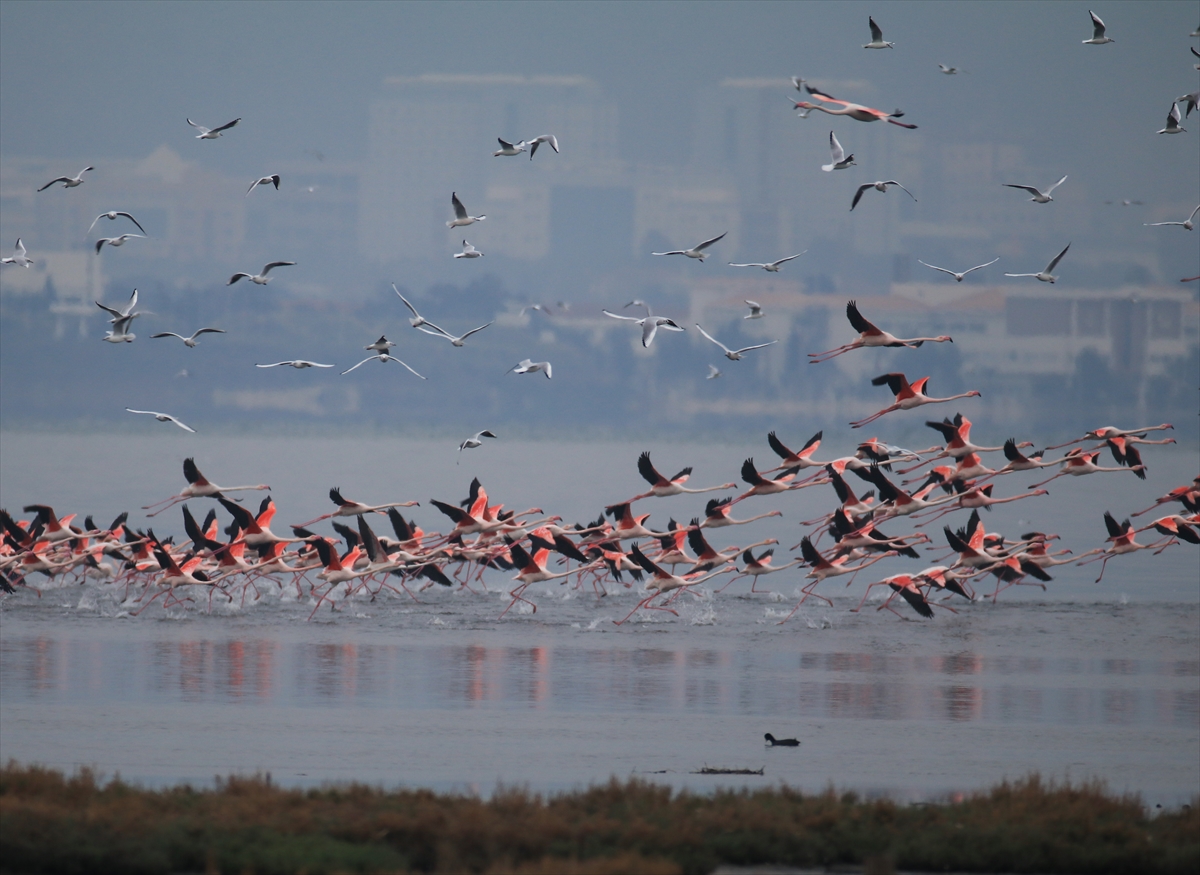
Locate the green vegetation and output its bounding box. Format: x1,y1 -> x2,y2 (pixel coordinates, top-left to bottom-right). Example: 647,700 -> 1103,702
1,762 -> 1196,874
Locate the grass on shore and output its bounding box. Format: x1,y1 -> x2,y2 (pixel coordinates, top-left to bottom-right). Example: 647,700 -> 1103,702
1,762 -> 1197,875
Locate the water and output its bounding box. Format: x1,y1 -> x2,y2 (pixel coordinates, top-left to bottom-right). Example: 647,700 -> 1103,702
1,431 -> 1197,803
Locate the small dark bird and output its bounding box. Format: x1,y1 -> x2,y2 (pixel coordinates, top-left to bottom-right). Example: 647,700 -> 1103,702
764,733 -> 800,747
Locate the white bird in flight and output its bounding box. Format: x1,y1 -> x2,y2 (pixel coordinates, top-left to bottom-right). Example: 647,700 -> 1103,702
341,354 -> 426,378
1004,175 -> 1067,203
1005,243 -> 1071,283
1144,205 -> 1200,230
493,138 -> 527,157
87,211 -> 146,236
526,134 -> 559,159
652,232 -> 726,260
1082,10 -> 1115,44
364,335 -> 396,353
228,261 -> 295,285
743,301 -> 764,320
729,252 -> 807,272
95,288 -> 140,323
151,328 -> 225,348
706,364 -> 723,380
454,240 -> 483,259
821,131 -> 855,171
937,64 -> 959,75
1157,103 -> 1186,134
246,175 -> 281,196
102,317 -> 138,343
187,117 -> 240,139
695,324 -> 778,360
851,181 -> 916,211
417,321 -> 493,347
95,234 -> 144,253
393,285 -> 444,331
256,360 -> 334,369
37,167 -> 93,191
917,258 -> 1000,282
602,310 -> 686,348
458,430 -> 497,459
509,359 -> 552,379
863,16 -> 894,49
126,408 -> 196,432
447,192 -> 486,228
2,238 -> 32,267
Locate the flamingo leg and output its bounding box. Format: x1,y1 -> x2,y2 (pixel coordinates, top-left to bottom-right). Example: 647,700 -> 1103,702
850,405 -> 899,429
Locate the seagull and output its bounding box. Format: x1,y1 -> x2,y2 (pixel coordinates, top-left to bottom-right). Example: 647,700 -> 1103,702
493,137 -> 527,157
1,238 -> 31,267
863,16 -> 894,49
519,304 -> 550,317
187,117 -> 240,139
602,310 -> 686,348
1179,89 -> 1199,118
1003,175 -> 1067,203
937,64 -> 959,74
150,328 -> 225,348
1144,205 -> 1200,230
458,430 -> 497,458
1082,10 -> 1115,44
1005,243 -> 1071,283
508,359 -> 552,378
95,288 -> 140,323
447,192 -> 486,228
917,258 -> 1000,282
695,324 -> 778,360
393,285 -> 445,332
706,364 -> 723,380
729,252 -> 807,272
526,134 -> 559,160
227,261 -> 295,285
1193,46 -> 1200,70
341,354 -> 426,378
102,317 -> 138,343
87,211 -> 146,235
624,299 -> 653,316
37,167 -> 93,191
94,234 -> 144,253
744,301 -> 763,320
454,240 -> 483,258
652,232 -> 726,260
126,408 -> 196,432
255,360 -> 334,369
1157,103 -> 1186,134
417,322 -> 493,347
851,181 -> 917,211
245,175 -> 281,196
821,131 -> 854,171
364,336 -> 395,353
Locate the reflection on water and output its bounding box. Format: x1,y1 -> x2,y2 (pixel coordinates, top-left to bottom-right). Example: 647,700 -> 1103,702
3,636 -> 1196,729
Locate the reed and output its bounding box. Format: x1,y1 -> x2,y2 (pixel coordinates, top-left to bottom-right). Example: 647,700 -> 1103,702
1,763 -> 1195,875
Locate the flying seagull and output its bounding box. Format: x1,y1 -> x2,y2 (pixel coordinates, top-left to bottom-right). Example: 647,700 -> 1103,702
447,192 -> 486,228
508,359 -> 552,379
341,354 -> 426,378
228,261 -> 295,285
95,234 -> 144,253
187,117 -> 240,139
255,360 -> 334,369
1004,175 -> 1067,203
1005,243 -> 1071,283
917,258 -> 999,282
2,238 -> 32,267
728,252 -> 807,272
1157,103 -> 1186,134
454,240 -> 483,259
937,64 -> 960,75
526,134 -> 559,159
364,336 -> 395,353
126,408 -> 196,433
652,232 -> 726,260
37,167 -> 93,191
1144,205 -> 1200,230
393,285 -> 445,332
864,16 -> 894,49
246,175 -> 281,196
821,131 -> 855,171
95,288 -> 140,323
150,328 -> 226,348
87,211 -> 146,235
602,310 -> 686,348
417,321 -> 493,347
744,301 -> 764,320
851,181 -> 917,211
1082,10 -> 1115,44
458,430 -> 497,459
695,324 -> 778,361
493,138 -> 527,157
707,364 -> 723,380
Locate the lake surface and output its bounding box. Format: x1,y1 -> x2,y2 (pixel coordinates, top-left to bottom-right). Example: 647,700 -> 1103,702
1,431 -> 1197,803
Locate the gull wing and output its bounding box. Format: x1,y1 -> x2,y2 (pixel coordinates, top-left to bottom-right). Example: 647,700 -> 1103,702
1045,242 -> 1071,272
868,16 -> 884,42
1045,175 -> 1068,195
1089,10 -> 1107,39
850,184 -> 873,211
451,192 -> 468,219
261,261 -> 296,274
694,324 -> 731,354
695,232 -> 726,251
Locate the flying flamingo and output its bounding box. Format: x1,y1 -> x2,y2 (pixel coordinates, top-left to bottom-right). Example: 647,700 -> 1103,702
1075,512 -> 1178,582
852,574 -> 933,617
613,543 -> 732,625
698,497 -> 781,529
850,373 -> 981,428
622,452 -> 737,503
808,300 -> 953,363
1131,478 -> 1200,517
143,458 -> 270,517
721,547 -> 802,593
295,488 -> 419,528
603,503 -> 671,540
732,458 -> 815,504
686,524 -> 777,574
765,431 -> 830,472
1134,515 -> 1200,545
791,83 -> 917,128
778,537 -> 894,622
501,541 -> 598,618
1028,449 -> 1145,488
1045,423 -> 1174,450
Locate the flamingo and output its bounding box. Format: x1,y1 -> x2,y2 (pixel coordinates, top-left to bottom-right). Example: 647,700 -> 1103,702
792,83 -> 917,128
779,537 -> 893,620
695,324 -> 777,360
685,524 -> 777,575
603,503 -> 670,540
228,261 -> 295,285
622,451 -> 737,503
187,117 -> 240,139
857,465 -> 958,519
2,238 -> 32,267
699,497 -> 781,529
447,192 -> 486,228
853,574 -> 933,618
1131,478 -> 1200,517
652,232 -> 726,260
1135,515 -> 1200,545
765,431 -> 833,473
850,373 -> 981,428
723,546 -> 802,593
37,167 -> 93,191
501,541 -> 595,618
143,458 -> 270,516
808,300 -> 953,362
295,488 -> 419,528
613,544 -> 731,625
1029,449 -> 1145,488
733,458 -> 815,505
1045,423 -> 1173,451
1075,512 -> 1177,582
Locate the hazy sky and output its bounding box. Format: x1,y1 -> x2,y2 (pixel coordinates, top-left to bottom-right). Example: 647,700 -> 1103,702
2,0 -> 1197,199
